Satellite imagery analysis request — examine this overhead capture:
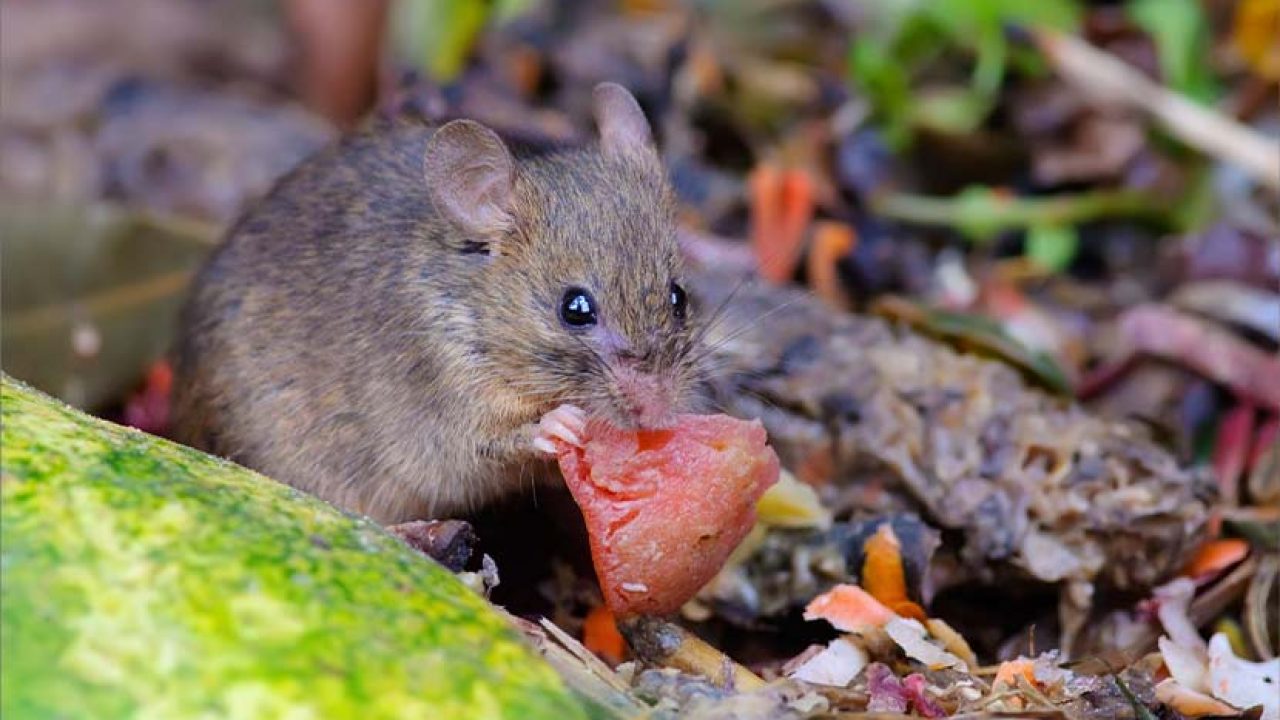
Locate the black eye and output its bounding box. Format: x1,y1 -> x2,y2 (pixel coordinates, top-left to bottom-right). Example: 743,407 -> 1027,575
560,288 -> 597,327
669,282 -> 687,321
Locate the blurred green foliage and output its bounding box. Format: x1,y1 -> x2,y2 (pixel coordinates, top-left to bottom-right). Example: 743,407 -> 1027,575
846,0 -> 1224,272
1128,0 -> 1220,102
392,0 -> 532,82
1025,223 -> 1079,273
847,0 -> 1081,147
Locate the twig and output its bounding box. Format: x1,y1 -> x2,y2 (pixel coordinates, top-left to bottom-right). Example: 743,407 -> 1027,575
1030,28 -> 1280,192
871,188 -> 1171,242
619,616 -> 766,692
132,209 -> 222,246
504,614 -> 645,719
3,270 -> 195,338
1245,553 -> 1278,660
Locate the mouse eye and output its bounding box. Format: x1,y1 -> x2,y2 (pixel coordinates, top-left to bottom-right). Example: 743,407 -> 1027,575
669,282 -> 687,321
560,287 -> 598,327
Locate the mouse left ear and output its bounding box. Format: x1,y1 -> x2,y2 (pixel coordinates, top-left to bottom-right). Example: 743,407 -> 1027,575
593,82 -> 658,163
423,119 -> 516,244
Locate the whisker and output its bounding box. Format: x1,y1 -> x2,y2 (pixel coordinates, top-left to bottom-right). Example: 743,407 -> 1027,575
684,294 -> 807,368
688,272 -> 760,349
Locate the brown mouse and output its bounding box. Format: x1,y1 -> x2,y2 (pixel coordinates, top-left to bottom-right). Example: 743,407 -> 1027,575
171,83 -> 706,525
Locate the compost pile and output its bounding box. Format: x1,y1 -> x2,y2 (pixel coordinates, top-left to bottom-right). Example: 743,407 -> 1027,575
2,1 -> 1276,719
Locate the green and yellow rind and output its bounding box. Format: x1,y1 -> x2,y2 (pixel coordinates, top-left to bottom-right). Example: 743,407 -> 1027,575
0,374 -> 586,720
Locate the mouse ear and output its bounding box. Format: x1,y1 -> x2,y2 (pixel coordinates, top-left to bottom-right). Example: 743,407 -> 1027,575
423,120 -> 515,241
593,82 -> 657,162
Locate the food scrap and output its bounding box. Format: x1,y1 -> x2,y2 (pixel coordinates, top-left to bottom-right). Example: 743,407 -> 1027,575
860,523 -> 927,622
555,413 -> 780,617
582,604 -> 626,665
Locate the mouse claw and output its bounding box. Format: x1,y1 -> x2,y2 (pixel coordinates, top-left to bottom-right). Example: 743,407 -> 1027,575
534,404 -> 587,456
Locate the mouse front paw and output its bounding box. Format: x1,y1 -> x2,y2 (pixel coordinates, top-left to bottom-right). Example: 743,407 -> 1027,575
532,404 -> 587,457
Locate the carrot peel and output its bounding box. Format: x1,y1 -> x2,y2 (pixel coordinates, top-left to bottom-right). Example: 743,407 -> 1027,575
862,523 -> 927,622
583,604 -> 626,665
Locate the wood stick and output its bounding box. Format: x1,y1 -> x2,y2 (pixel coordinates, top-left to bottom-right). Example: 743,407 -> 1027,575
1032,29 -> 1280,192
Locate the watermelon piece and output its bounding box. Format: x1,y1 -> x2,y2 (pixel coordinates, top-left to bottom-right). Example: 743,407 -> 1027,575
556,414 -> 780,617
1,375 -> 587,720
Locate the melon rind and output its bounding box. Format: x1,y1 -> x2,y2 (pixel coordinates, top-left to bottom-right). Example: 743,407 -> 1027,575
0,374 -> 587,720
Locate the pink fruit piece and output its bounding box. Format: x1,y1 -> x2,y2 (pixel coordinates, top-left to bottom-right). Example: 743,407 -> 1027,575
556,414 -> 780,618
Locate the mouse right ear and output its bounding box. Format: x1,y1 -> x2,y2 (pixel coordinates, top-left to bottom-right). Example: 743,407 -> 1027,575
423,120 -> 516,243
593,82 -> 658,165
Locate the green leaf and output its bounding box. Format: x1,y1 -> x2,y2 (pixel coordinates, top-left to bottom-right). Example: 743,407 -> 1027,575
934,0 -> 1080,96
971,16 -> 1008,98
951,186 -> 1006,242
392,0 -> 493,82
987,0 -> 1081,29
1128,0 -> 1220,101
909,86 -> 993,135
1172,163 -> 1217,231
494,0 -> 534,21
847,0 -> 1082,148
849,38 -> 915,148
1025,223 -> 1080,272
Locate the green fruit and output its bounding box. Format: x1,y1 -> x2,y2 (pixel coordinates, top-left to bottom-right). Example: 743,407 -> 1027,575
0,374 -> 586,720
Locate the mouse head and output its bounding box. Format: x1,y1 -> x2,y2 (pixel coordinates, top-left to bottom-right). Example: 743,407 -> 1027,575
423,83 -> 703,429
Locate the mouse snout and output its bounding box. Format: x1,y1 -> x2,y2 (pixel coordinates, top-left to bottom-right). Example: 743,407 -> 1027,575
608,360 -> 678,429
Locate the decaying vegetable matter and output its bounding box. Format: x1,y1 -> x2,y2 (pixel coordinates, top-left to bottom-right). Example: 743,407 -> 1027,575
691,265 -> 1217,653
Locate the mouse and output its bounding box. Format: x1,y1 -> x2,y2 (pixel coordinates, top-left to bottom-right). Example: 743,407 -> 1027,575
171,83 -> 707,525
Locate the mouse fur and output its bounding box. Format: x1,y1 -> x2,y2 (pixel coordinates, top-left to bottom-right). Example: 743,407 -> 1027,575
172,84 -> 705,523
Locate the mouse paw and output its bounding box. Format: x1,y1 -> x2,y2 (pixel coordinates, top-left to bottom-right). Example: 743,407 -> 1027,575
533,404 -> 587,456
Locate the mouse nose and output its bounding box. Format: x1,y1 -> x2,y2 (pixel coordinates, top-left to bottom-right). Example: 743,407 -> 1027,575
615,348 -> 652,366
610,362 -> 676,428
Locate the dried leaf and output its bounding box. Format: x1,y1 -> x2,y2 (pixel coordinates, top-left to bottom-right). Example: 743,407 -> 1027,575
1244,553 -> 1278,660
583,605 -> 626,665
749,165 -> 814,284
871,296 -> 1073,394
1213,403 -> 1257,505
1182,539 -> 1251,584
0,202 -> 215,409
1232,0 -> 1280,81
1118,304 -> 1280,411
1246,420 -> 1280,506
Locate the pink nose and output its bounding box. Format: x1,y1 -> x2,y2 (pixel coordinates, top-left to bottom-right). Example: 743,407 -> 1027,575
612,364 -> 676,428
